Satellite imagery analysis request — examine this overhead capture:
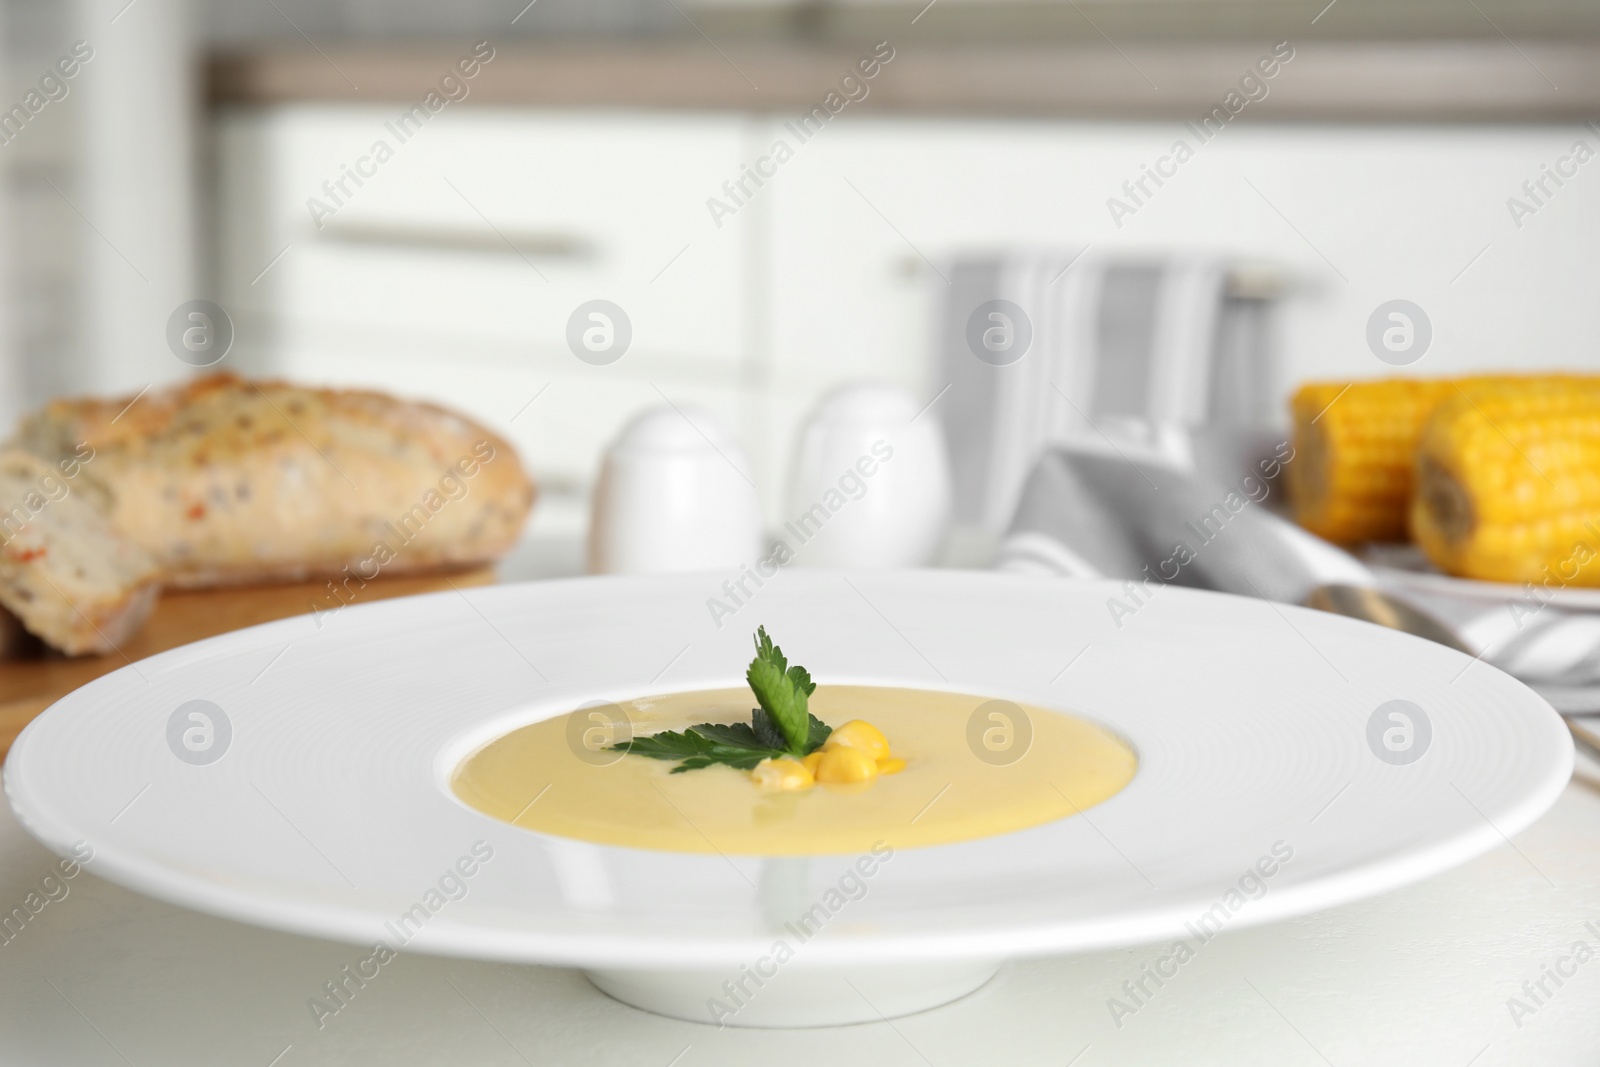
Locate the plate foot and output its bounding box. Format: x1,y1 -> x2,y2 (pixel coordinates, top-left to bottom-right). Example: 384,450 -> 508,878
586,959 -> 1001,1028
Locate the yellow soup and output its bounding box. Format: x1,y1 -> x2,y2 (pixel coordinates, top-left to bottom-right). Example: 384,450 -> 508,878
451,686 -> 1138,856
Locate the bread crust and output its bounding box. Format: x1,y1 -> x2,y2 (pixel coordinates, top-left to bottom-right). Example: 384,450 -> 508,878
10,374 -> 536,588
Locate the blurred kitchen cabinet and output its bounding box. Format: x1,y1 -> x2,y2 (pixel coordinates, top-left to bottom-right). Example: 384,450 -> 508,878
213,108 -> 757,521
755,118 -> 1600,514
757,119 -> 1148,496
216,111 -> 1600,533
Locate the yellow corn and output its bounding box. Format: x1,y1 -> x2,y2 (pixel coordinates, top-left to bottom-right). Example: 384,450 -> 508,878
822,720 -> 891,761
1289,378 -> 1460,543
1412,385 -> 1600,585
751,757 -> 815,792
814,746 -> 880,784
1288,374 -> 1600,544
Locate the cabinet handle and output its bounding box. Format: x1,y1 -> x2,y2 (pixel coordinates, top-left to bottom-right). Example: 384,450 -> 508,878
314,219 -> 596,260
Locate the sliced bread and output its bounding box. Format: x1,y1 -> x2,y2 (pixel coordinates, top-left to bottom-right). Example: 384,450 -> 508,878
0,449 -> 159,655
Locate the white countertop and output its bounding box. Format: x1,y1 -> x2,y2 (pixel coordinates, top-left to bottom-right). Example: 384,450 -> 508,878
2,742 -> 1598,1064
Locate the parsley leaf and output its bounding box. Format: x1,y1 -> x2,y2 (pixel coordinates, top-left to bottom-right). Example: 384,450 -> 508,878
746,708 -> 788,751
607,626 -> 832,773
805,711 -> 833,751
613,728 -> 785,773
747,625 -> 816,756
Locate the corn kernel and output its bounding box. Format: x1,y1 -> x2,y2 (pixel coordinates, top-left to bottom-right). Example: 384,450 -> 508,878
876,757 -> 907,775
815,746 -> 880,784
751,757 -> 814,792
823,720 -> 891,761
802,751 -> 824,776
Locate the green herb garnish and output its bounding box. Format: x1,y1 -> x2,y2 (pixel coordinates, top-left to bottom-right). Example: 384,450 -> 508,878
610,626 -> 832,773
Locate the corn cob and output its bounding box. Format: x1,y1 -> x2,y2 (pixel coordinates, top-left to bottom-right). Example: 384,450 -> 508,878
1288,378 -> 1458,543
1412,385 -> 1600,586
1287,374 -> 1600,544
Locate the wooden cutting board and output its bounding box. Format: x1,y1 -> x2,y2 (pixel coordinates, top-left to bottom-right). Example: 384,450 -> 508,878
0,567 -> 497,759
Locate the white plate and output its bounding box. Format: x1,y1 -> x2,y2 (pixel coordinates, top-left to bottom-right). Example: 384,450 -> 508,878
1364,543 -> 1600,610
3,572 -> 1572,1026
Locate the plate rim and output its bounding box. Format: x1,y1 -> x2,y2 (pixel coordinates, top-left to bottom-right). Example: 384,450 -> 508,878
3,571 -> 1576,968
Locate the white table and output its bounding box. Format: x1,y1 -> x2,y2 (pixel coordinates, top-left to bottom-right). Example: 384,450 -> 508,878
1,746 -> 1598,1065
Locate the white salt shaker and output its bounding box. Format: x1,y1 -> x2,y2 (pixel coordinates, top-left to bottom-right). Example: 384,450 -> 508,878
783,383 -> 952,568
587,406 -> 762,574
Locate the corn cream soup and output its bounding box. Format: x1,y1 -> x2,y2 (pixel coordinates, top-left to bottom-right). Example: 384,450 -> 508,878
452,686 -> 1137,855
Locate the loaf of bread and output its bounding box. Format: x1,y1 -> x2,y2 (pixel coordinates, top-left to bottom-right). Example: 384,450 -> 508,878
8,374 -> 535,589
0,449 -> 160,654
